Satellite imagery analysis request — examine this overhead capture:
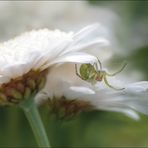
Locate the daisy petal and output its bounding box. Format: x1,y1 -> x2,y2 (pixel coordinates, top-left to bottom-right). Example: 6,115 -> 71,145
61,23 -> 109,55
0,63 -> 31,78
93,81 -> 148,119
125,81 -> 148,93
69,38 -> 109,52
41,52 -> 97,70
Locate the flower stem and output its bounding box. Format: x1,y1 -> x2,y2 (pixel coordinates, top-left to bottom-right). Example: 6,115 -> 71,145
19,96 -> 50,147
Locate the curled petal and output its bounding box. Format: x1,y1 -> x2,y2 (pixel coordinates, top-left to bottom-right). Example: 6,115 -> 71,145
41,52 -> 98,70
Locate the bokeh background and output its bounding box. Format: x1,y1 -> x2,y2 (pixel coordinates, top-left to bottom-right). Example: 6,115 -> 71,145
0,1 -> 148,147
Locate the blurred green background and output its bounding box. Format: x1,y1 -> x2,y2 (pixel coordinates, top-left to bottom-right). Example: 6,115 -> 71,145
0,1 -> 148,147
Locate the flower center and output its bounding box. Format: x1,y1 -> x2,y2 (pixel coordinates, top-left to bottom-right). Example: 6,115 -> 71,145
0,69 -> 48,105
48,96 -> 93,120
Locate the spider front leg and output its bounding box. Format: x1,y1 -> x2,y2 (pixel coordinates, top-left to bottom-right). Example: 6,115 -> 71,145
103,75 -> 125,90
106,63 -> 127,77
94,57 -> 102,71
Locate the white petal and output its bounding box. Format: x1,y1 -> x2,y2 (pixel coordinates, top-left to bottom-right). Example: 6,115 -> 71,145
69,38 -> 109,52
53,52 -> 97,64
70,86 -> 95,95
32,40 -> 71,70
93,81 -> 148,119
0,63 -> 31,78
73,23 -> 105,41
40,52 -> 97,70
101,107 -> 140,120
126,81 -> 148,93
61,23 -> 109,55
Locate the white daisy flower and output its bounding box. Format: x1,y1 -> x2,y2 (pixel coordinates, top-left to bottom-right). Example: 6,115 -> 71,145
33,26 -> 148,120
40,63 -> 148,120
0,24 -> 108,105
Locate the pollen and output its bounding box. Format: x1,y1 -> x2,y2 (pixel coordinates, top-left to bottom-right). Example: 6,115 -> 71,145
0,69 -> 48,105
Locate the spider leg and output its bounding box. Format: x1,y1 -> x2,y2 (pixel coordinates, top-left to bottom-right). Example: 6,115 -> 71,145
95,63 -> 99,72
94,57 -> 103,77
103,75 -> 125,90
75,64 -> 86,80
94,57 -> 102,71
97,57 -> 102,70
106,63 -> 127,77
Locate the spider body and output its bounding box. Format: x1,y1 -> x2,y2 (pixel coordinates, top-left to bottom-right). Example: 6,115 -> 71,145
75,59 -> 127,90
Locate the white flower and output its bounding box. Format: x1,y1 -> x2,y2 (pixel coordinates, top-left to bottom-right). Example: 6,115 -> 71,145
32,25 -> 148,120
40,65 -> 148,120
0,24 -> 108,105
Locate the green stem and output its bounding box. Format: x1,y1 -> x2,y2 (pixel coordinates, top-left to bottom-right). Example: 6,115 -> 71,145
19,96 -> 50,147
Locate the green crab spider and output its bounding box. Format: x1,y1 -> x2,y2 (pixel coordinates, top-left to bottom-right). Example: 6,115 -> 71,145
75,58 -> 127,90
